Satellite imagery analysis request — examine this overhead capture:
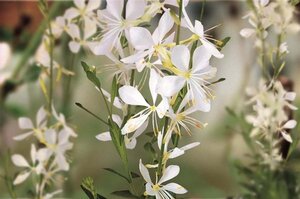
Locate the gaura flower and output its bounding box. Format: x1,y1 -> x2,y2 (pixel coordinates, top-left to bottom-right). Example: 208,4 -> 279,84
11,144 -> 44,185
121,10 -> 174,72
92,0 -> 147,54
120,69 -> 168,134
139,160 -> 187,199
96,114 -> 148,149
14,106 -> 48,141
182,8 -> 224,58
64,0 -> 101,21
157,45 -> 216,112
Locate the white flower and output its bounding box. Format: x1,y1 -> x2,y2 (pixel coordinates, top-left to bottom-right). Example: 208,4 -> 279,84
157,131 -> 200,163
43,190 -> 62,199
91,0 -> 147,54
67,22 -> 97,53
64,0 -> 100,21
139,160 -> 187,198
121,10 -> 174,72
96,114 -> 148,149
14,106 -> 48,141
182,8 -> 223,58
52,105 -> 77,137
278,120 -> 297,143
43,129 -> 73,171
120,69 -> 168,134
11,144 -> 44,185
157,45 -> 215,112
35,36 -> 59,68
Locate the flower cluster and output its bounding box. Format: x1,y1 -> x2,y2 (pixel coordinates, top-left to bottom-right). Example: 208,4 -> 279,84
246,80 -> 297,169
12,106 -> 77,198
63,0 -> 226,197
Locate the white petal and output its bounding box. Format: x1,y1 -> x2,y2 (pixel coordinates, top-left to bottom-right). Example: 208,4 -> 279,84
145,182 -> 156,196
86,0 -> 101,12
193,45 -> 211,71
36,106 -> 47,127
30,144 -> 37,163
149,69 -> 159,103
125,137 -> 137,149
119,86 -> 149,107
284,92 -> 296,101
163,183 -> 187,194
64,8 -> 80,20
169,148 -> 185,159
122,113 -> 149,135
180,142 -> 200,151
84,17 -> 97,39
18,117 -> 34,129
74,0 -> 85,9
157,131 -> 163,150
283,120 -> 297,129
69,41 -> 81,53
96,132 -> 112,141
139,159 -> 152,183
201,39 -> 224,59
157,76 -> 185,97
129,27 -> 154,50
44,129 -> 57,145
281,131 -> 293,143
158,165 -> 180,184
240,28 -> 255,38
132,119 -> 148,138
156,97 -> 169,118
194,20 -> 204,37
13,131 -> 34,141
112,114 -> 122,127
13,171 -> 31,185
56,153 -> 69,171
154,10 -> 174,43
67,23 -> 80,39
0,42 -> 11,69
12,155 -> 29,167
171,45 -> 190,71
37,148 -> 52,162
106,0 -> 123,19
126,0 -> 146,20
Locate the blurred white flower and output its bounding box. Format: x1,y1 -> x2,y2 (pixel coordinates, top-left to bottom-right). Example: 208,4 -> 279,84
14,106 -> 48,141
0,42 -> 11,85
11,144 -> 44,185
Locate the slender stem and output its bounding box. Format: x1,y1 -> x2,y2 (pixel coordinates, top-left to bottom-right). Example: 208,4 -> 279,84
75,103 -> 109,126
47,16 -> 54,116
175,0 -> 183,45
200,0 -> 206,21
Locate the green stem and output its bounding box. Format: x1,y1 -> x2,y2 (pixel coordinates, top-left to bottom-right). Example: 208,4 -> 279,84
175,0 -> 183,45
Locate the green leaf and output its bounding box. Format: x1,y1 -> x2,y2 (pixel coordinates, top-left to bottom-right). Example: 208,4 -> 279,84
81,61 -> 101,89
225,107 -> 237,118
111,190 -> 137,198
111,75 -> 118,107
103,168 -> 130,183
131,172 -> 140,178
216,37 -> 231,51
22,64 -> 41,83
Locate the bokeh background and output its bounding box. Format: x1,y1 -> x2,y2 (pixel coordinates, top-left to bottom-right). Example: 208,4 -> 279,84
0,1 -> 300,198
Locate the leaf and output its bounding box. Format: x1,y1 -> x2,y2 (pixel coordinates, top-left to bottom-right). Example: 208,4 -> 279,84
111,190 -> 136,198
111,75 -> 118,108
81,61 -> 101,89
216,37 -> 231,51
103,168 -> 130,183
225,107 -> 237,118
